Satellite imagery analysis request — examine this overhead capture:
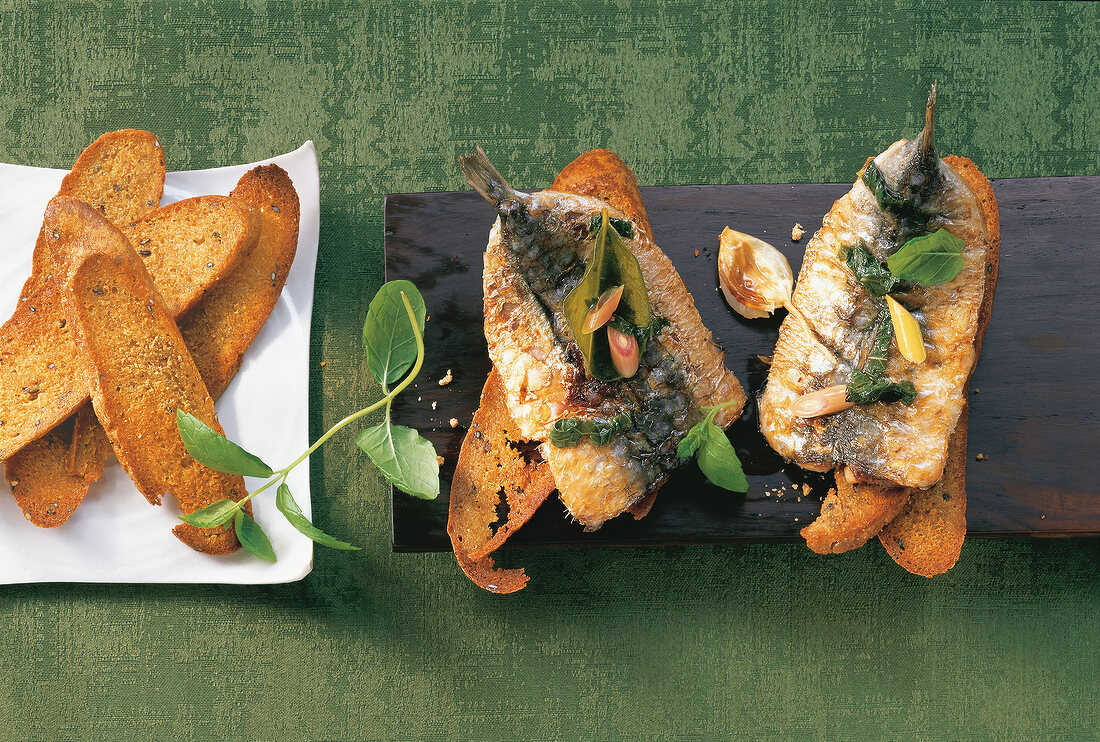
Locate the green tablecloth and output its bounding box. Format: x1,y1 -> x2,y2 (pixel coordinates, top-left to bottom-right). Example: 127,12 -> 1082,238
1,2 -> 1097,739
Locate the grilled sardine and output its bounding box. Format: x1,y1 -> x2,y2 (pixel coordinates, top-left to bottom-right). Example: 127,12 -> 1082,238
461,148 -> 744,528
759,85 -> 995,490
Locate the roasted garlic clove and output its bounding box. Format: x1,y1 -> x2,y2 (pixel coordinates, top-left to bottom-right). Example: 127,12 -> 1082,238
886,295 -> 927,364
718,227 -> 793,319
607,325 -> 640,378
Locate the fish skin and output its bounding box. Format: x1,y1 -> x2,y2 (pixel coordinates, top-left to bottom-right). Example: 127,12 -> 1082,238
759,125 -> 993,490
463,150 -> 744,528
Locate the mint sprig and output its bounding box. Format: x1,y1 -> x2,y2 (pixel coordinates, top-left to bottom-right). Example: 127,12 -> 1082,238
176,280 -> 438,562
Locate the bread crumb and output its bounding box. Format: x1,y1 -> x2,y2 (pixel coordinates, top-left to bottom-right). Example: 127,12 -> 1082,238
802,483 -> 811,496
438,369 -> 453,386
436,455 -> 444,466
791,223 -> 804,242
449,417 -> 459,428
975,453 -> 984,461
319,360 -> 326,367
694,249 -> 699,257
431,401 -> 438,410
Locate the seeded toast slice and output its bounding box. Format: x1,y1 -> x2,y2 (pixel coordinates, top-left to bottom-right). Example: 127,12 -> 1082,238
62,202 -> 248,554
179,164 -> 300,399
57,130 -> 165,231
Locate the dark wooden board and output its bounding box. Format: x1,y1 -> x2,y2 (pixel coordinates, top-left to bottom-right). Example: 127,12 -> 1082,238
385,176 -> 1100,552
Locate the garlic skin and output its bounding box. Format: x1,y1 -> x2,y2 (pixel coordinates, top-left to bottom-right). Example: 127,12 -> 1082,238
717,227 -> 794,319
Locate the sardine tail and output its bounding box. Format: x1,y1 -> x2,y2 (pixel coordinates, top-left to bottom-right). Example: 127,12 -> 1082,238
459,146 -> 514,207
918,80 -> 937,156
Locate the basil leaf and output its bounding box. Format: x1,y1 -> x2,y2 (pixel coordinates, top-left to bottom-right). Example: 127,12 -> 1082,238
608,315 -> 668,343
275,484 -> 360,551
564,210 -> 653,381
176,410 -> 274,478
846,370 -> 918,405
178,498 -> 239,528
362,279 -> 427,386
356,422 -> 439,499
588,213 -> 635,239
841,244 -> 902,298
676,426 -> 704,459
886,228 -> 965,286
234,511 -> 276,562
548,413 -> 632,448
696,422 -> 748,492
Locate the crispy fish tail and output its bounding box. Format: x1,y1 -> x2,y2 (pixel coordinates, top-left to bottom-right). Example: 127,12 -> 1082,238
919,81 -> 937,157
459,147 -> 520,212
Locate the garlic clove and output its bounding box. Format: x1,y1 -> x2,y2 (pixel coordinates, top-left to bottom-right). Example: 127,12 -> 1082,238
717,227 -> 793,319
583,284 -> 624,333
607,325 -> 640,378
886,295 -> 927,364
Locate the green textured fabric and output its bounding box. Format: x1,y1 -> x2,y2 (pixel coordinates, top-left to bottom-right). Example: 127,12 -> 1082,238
0,1 -> 1097,740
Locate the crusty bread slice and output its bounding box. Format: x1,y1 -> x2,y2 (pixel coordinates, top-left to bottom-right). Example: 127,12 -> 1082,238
2,193 -> 260,526
56,130 -> 165,230
61,202 -> 248,554
801,478 -> 910,554
448,370 -> 556,592
448,149 -> 657,592
179,164 -> 300,399
876,156 -> 1000,576
3,418 -> 85,527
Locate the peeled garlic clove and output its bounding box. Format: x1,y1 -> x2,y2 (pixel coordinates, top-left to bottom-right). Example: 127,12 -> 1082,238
607,325 -> 640,378
718,227 -> 794,319
792,384 -> 854,418
583,284 -> 624,333
886,295 -> 927,364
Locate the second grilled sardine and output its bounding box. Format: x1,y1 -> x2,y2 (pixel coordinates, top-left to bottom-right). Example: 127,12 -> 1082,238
759,86 -> 995,489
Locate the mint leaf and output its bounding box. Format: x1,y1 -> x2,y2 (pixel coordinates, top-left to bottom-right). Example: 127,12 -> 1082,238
178,498 -> 239,528
176,410 -> 273,478
356,422 -> 439,499
275,484 -> 360,551
234,511 -> 276,562
887,228 -> 965,286
362,280 -> 426,386
696,423 -> 748,492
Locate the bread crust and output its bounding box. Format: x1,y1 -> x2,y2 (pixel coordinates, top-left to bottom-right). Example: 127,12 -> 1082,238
62,204 -> 248,554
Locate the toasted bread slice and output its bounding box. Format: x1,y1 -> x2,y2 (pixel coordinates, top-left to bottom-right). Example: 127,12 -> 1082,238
62,203 -> 248,554
179,164 -> 300,399
879,405 -> 969,576
121,195 -> 259,316
3,419 -> 86,527
57,130 -> 165,230
448,370 -> 555,592
448,149 -> 655,592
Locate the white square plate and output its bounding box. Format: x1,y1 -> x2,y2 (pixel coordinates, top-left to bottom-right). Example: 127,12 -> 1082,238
0,142 -> 320,584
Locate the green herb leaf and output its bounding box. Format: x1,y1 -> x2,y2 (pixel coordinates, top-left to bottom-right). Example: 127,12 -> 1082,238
676,402 -> 747,491
234,510 -> 276,562
548,413 -> 633,448
676,426 -> 704,459
178,498 -> 240,528
588,213 -> 635,239
861,161 -> 908,211
356,422 -> 439,499
564,210 -> 653,381
362,279 -> 427,386
696,423 -> 749,492
841,244 -> 903,298
886,228 -> 965,286
176,410 -> 274,478
845,370 -> 918,405
275,484 -> 360,551
863,306 -> 895,378
608,315 -> 668,343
